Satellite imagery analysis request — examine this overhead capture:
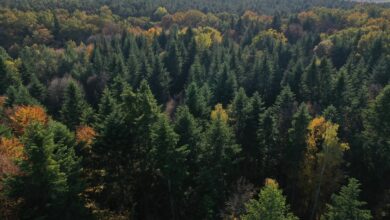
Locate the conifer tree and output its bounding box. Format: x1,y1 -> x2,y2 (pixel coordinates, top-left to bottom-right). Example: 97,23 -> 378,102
198,104 -> 241,219
151,115 -> 189,219
60,81 -> 91,130
149,55 -> 171,104
241,179 -> 298,220
4,123 -> 69,219
323,178 -> 372,220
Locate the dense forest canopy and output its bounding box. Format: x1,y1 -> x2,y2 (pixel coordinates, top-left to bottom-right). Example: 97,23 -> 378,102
0,0 -> 389,219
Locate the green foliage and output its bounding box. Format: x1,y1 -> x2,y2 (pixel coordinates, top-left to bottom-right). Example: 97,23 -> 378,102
323,178 -> 372,220
241,179 -> 298,220
60,81 -> 92,130
4,123 -> 87,219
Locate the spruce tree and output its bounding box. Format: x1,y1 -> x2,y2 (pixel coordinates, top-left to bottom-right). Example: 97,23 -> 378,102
323,178 -> 372,220
4,123 -> 68,219
60,81 -> 90,130
198,104 -> 241,219
241,179 -> 298,220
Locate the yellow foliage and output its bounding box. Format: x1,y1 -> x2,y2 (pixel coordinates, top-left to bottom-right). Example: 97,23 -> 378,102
172,10 -> 206,27
76,125 -> 96,146
194,26 -> 222,49
8,106 -> 48,134
264,178 -> 279,189
241,10 -> 272,23
211,104 -> 228,123
252,29 -> 287,48
346,12 -> 368,26
298,11 -> 319,24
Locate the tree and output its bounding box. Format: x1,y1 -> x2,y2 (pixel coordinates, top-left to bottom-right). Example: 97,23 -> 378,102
153,7 -> 169,21
0,56 -> 9,95
360,84 -> 390,215
60,81 -> 91,130
299,117 -> 349,219
149,55 -> 171,104
241,178 -> 298,220
174,105 -> 202,174
198,104 -> 241,219
323,178 -> 372,220
5,85 -> 38,107
8,105 -> 48,135
151,115 -> 189,219
230,88 -> 264,181
257,108 -> 279,178
214,64 -> 237,106
286,103 -> 312,205
185,82 -> 209,118
165,41 -> 183,95
4,123 -> 69,219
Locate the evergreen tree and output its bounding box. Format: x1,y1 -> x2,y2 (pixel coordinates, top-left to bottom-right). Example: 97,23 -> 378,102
241,179 -> 298,220
165,41 -> 183,95
28,75 -> 47,102
151,115 -> 189,219
4,123 -> 69,219
257,108 -> 279,178
215,64 -> 237,106
149,55 -> 171,104
323,178 -> 372,220
286,103 -> 312,206
5,85 -> 38,107
60,81 -> 91,130
0,56 -> 9,95
198,104 -> 241,219
185,82 -> 209,118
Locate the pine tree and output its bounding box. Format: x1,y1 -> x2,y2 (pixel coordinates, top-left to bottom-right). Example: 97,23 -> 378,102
323,178 -> 372,220
241,179 -> 298,220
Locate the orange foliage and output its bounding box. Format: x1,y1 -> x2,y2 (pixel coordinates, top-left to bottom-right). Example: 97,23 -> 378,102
76,126 -> 96,146
0,96 -> 6,108
0,137 -> 23,220
0,137 -> 24,180
86,43 -> 95,59
8,106 -> 48,134
0,137 -> 25,160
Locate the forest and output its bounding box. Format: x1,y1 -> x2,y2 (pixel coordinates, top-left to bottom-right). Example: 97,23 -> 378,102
0,0 -> 389,219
